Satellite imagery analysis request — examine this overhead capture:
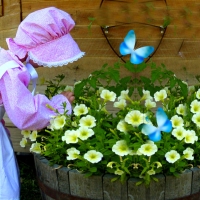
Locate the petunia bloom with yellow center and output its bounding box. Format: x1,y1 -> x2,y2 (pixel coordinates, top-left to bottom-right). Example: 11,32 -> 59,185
165,150 -> 180,163
84,150 -> 103,163
125,110 -> 145,127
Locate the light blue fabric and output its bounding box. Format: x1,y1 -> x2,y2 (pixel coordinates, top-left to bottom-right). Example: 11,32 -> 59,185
0,105 -> 20,200
25,60 -> 38,95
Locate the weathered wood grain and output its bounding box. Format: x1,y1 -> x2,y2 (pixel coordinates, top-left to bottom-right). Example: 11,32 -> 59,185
103,174 -> 128,200
165,169 -> 192,199
34,153 -> 60,200
128,174 -> 165,200
34,154 -> 200,200
191,167 -> 200,194
69,169 -> 103,199
57,167 -> 71,194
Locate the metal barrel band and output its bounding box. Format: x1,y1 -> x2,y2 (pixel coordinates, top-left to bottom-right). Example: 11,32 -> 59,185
37,178 -> 93,200
173,192 -> 200,200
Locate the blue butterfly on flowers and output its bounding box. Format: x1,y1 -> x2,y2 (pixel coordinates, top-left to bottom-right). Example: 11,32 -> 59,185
140,107 -> 172,142
119,30 -> 154,64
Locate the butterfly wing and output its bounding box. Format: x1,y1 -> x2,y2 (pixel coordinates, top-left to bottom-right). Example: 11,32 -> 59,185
156,107 -> 172,133
130,46 -> 154,64
119,30 -> 136,56
140,124 -> 161,142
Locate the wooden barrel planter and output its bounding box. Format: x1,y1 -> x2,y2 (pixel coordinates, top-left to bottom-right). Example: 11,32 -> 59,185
34,153 -> 200,200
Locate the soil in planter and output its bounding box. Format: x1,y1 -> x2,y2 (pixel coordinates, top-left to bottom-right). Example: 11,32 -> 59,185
16,153 -> 42,200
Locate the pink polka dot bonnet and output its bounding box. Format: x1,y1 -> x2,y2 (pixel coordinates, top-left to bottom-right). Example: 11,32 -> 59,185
6,7 -> 85,67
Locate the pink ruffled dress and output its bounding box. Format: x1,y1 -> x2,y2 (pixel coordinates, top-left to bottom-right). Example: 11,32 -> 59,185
0,49 -> 72,200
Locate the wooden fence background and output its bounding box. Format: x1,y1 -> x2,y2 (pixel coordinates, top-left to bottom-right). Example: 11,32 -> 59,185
1,0 -> 200,152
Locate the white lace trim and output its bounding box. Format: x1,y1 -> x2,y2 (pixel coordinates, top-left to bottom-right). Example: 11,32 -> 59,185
28,52 -> 85,68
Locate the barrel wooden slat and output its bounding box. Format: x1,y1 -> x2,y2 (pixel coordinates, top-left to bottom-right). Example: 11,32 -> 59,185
128,177 -> 147,200
34,154 -> 200,200
191,167 -> 200,194
165,169 -> 192,199
128,174 -> 165,200
57,167 -> 71,194
34,153 -> 60,200
69,169 -> 103,200
103,174 -> 127,200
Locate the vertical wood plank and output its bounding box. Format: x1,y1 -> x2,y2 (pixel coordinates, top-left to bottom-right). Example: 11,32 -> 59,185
149,174 -> 165,200
57,167 -> 71,194
128,177 -> 146,200
69,169 -> 103,199
191,167 -> 200,194
128,174 -> 165,200
34,153 -> 59,200
103,174 -> 128,200
165,169 -> 192,199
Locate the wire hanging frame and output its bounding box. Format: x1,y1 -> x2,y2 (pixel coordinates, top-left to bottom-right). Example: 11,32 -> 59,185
99,0 -> 169,64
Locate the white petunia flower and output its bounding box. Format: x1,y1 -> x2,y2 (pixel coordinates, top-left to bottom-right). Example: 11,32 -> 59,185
66,147 -> 80,160
30,143 -> 41,154
74,104 -> 88,116
154,90 -> 167,102
147,169 -> 155,175
114,99 -> 127,109
107,162 -> 117,168
171,115 -> 184,128
192,113 -> 200,127
21,130 -> 31,138
117,120 -> 129,133
183,147 -> 194,160
118,90 -> 129,101
20,138 -> 27,148
64,85 -> 74,92
172,127 -> 186,140
188,86 -> 195,93
84,150 -> 103,163
176,104 -> 187,116
98,87 -> 105,94
190,100 -> 200,113
114,169 -> 124,175
62,130 -> 79,144
165,150 -> 180,163
145,99 -> 156,109
142,90 -> 152,100
53,115 -> 66,129
100,89 -> 116,102
125,110 -> 145,127
77,127 -> 94,140
164,87 -> 170,94
184,130 -> 198,144
29,130 -> 38,141
79,115 -> 96,128
112,140 -> 130,156
154,162 -> 162,168
137,142 -> 158,156
196,88 -> 200,99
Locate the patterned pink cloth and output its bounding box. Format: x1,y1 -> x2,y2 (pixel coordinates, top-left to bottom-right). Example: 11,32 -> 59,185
6,7 -> 85,68
0,49 -> 72,130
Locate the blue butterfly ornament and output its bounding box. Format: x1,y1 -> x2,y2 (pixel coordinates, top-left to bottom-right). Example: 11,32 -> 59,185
119,30 -> 154,64
140,107 -> 172,142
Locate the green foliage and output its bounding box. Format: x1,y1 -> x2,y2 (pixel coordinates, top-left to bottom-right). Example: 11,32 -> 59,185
21,60 -> 200,186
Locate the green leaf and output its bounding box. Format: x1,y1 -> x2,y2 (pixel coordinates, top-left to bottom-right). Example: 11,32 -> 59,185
136,180 -> 143,186
111,176 -> 119,182
90,167 -> 97,172
152,177 -> 158,182
85,172 -> 93,177
74,80 -> 86,97
88,78 -> 97,88
170,167 -> 176,172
